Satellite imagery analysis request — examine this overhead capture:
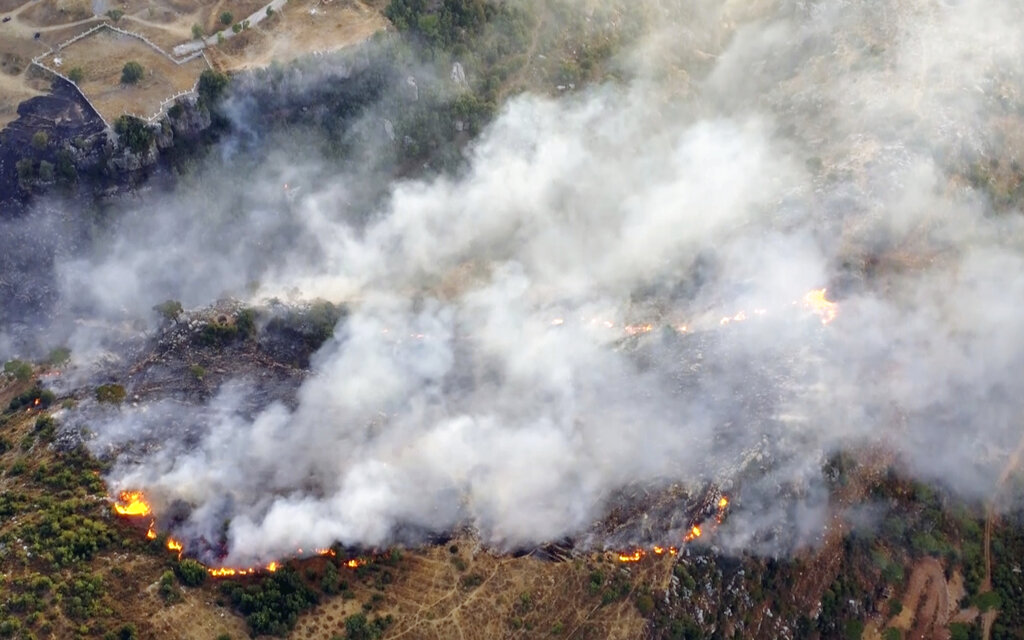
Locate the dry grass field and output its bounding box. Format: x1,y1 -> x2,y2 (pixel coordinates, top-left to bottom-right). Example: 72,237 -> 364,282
39,28 -> 208,121
0,0 -> 387,127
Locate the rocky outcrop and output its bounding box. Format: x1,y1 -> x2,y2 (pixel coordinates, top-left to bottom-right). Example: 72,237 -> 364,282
0,80 -> 216,217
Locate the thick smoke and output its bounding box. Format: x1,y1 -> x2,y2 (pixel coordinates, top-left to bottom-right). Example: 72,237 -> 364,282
33,0 -> 1024,562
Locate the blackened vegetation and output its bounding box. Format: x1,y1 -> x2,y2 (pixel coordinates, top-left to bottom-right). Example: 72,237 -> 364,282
106,300 -> 344,410
262,300 -> 345,367
0,78 -> 105,214
639,463 -> 998,640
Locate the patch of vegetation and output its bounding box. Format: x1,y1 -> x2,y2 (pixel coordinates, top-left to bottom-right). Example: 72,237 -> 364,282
106,8 -> 123,21
120,61 -> 144,85
175,559 -> 208,587
95,384 -> 126,405
153,299 -> 183,322
114,115 -> 154,153
8,386 -> 55,412
220,569 -> 319,636
198,69 -> 230,104
47,347 -> 71,367
341,613 -> 392,640
4,359 -> 32,382
31,130 -> 49,150
220,11 -> 233,25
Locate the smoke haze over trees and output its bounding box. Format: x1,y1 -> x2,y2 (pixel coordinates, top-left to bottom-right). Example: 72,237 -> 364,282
3,0 -> 1024,565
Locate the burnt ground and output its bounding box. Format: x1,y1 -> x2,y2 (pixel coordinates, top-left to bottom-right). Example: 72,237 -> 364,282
0,77 -> 105,215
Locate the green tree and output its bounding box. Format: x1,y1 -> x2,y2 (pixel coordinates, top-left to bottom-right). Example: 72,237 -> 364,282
120,61 -> 143,84
153,299 -> 183,321
191,23 -> 204,39
114,115 -> 154,153
219,11 -> 233,25
106,8 -> 123,21
197,69 -> 229,103
67,67 -> 84,83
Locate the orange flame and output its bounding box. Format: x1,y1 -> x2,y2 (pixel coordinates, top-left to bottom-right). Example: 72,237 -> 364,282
617,549 -> 644,563
718,496 -> 729,509
32,398 -> 41,407
720,311 -> 747,326
316,548 -> 336,557
624,323 -> 654,336
207,567 -> 236,577
345,559 -> 364,568
683,525 -> 702,542
652,546 -> 665,555
114,491 -> 151,517
266,562 -> 278,572
146,525 -> 157,540
802,288 -> 838,325
167,538 -> 183,553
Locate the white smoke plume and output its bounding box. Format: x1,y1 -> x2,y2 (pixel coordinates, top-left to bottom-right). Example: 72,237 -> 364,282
48,0 -> 1024,562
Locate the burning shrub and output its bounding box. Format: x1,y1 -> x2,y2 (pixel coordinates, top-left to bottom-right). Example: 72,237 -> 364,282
8,387 -> 55,412
95,384 -> 126,405
175,558 -> 207,587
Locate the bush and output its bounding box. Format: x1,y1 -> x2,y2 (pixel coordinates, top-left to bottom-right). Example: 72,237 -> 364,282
197,69 -> 229,104
231,22 -> 242,33
114,115 -> 154,153
31,131 -> 49,150
8,387 -> 55,412
635,593 -> 655,615
47,347 -> 71,367
973,590 -> 1001,612
191,24 -> 203,39
67,67 -> 84,83
15,158 -> 35,185
95,384 -> 126,405
175,559 -> 207,587
221,569 -> 318,636
4,359 -> 32,382
220,11 -> 233,25
106,8 -> 123,21
38,160 -> 54,182
120,61 -> 143,85
56,150 -> 77,182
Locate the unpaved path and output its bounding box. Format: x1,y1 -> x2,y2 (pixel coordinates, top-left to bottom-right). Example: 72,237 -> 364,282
891,557 -> 948,640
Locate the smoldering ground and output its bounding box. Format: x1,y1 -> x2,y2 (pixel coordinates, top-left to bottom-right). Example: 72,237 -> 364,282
12,0 -> 1024,563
